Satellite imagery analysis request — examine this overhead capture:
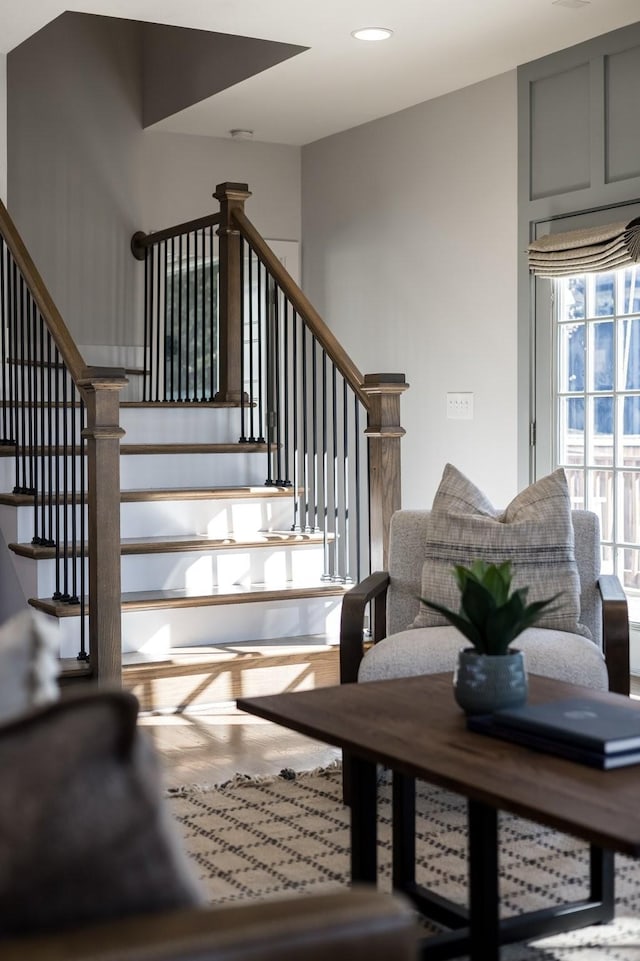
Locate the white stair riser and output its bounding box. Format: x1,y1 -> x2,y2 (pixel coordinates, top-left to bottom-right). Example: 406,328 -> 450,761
122,596 -> 343,655
120,408 -> 246,445
8,494 -> 297,542
121,496 -> 296,538
52,595 -> 343,658
120,543 -> 327,592
0,450 -> 271,493
18,542 -> 328,598
120,452 -> 269,489
0,407 -> 244,445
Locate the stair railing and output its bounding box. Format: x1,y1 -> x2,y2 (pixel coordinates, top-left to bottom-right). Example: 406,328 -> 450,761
132,183 -> 407,573
0,200 -> 126,684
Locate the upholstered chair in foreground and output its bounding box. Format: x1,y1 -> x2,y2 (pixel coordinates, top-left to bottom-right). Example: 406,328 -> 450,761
0,641 -> 417,960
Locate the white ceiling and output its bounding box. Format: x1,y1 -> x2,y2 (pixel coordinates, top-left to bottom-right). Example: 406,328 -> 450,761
3,0 -> 640,146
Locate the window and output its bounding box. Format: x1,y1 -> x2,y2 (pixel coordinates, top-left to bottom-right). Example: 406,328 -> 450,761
555,267 -> 640,623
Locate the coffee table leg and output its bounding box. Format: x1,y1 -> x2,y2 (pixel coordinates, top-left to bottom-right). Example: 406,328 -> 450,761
349,754 -> 378,883
468,799 -> 499,961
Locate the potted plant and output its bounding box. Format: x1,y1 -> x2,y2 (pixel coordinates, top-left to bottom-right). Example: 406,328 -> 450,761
420,560 -> 558,714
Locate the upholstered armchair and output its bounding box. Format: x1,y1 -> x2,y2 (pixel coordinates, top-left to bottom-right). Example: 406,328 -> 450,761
340,465 -> 629,694
0,687 -> 418,961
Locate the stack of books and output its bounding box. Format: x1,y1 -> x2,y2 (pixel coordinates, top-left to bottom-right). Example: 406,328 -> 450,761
468,696 -> 640,769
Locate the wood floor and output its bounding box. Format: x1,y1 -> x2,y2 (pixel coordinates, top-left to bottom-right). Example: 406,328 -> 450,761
141,674 -> 640,791
139,702 -> 340,790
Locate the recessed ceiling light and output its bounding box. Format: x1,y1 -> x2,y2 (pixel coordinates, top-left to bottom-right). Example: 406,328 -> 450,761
351,27 -> 394,42
229,129 -> 254,141
552,0 -> 591,8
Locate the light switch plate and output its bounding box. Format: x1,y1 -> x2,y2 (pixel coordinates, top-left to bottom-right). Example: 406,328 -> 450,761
446,392 -> 474,420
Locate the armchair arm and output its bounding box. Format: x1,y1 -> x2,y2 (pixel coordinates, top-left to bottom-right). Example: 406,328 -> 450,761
598,574 -> 630,696
1,889 -> 418,961
340,571 -> 390,683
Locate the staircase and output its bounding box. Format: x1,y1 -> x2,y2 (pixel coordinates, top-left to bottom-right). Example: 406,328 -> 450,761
0,183 -> 407,706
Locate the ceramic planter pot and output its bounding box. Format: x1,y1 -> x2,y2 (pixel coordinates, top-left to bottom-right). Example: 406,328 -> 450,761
453,648 -> 527,716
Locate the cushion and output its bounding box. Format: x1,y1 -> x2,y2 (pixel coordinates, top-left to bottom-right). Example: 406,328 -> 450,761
0,690 -> 201,935
411,464 -> 588,637
359,625 -> 608,690
0,609 -> 60,725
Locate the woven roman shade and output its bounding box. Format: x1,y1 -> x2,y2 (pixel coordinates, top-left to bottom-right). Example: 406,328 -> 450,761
528,217 -> 640,278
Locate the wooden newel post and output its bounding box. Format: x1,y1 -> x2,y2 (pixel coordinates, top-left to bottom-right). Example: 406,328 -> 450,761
213,182 -> 252,404
362,373 -> 409,572
78,368 -> 128,687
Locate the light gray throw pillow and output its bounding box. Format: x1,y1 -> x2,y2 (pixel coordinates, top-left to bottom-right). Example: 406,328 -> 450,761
412,464 -> 588,637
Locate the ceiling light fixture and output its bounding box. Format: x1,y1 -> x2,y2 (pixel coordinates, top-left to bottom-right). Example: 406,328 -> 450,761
229,129 -> 254,140
351,27 -> 393,42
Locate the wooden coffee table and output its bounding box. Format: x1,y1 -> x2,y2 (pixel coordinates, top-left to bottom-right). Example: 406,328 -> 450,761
238,673 -> 640,961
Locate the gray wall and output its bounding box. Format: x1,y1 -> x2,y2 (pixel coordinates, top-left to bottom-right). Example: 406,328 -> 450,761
518,20 -> 640,482
302,72 -> 519,509
7,12 -> 301,348
0,54 -> 5,203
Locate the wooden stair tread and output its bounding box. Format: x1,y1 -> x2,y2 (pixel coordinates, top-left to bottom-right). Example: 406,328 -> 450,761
0,442 -> 270,457
121,400 -> 242,408
121,443 -> 269,454
0,486 -> 296,507
31,582 -> 350,617
10,530 -> 330,559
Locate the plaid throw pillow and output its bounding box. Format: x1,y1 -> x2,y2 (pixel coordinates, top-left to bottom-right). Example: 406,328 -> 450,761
411,464 -> 589,637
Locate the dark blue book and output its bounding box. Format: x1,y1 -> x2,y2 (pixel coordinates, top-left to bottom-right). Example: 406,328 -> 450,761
485,696 -> 640,755
467,712 -> 640,769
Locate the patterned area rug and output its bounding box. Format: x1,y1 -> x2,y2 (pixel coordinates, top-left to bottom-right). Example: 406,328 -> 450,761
167,764 -> 640,960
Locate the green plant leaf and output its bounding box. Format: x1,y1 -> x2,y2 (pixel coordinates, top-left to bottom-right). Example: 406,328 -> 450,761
418,597 -> 484,650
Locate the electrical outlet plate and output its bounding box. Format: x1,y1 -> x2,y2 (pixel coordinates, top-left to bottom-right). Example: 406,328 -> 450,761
446,392 -> 474,420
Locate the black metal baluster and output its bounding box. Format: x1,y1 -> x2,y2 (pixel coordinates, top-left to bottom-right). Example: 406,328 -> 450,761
148,246 -> 156,402
52,343 -> 62,601
162,240 -> 169,402
264,274 -> 274,485
61,364 -> 70,601
291,311 -> 300,532
34,312 -> 46,546
331,363 -> 339,579
256,259 -> 265,443
78,398 -> 87,660
247,245 -> 255,441
46,330 -> 54,549
0,239 -> 8,444
185,231 -> 191,401
142,249 -> 150,401
200,228 -> 206,401
239,238 -> 247,441
301,325 -> 309,531
282,298 -> 291,486
311,338 -> 319,532
273,284 -> 282,483
69,375 -> 79,604
155,243 -> 162,402
209,225 -> 215,400
354,396 -> 363,584
178,234 -> 183,400
25,289 -> 36,498
321,348 -> 330,581
343,379 -> 352,583
7,259 -> 17,463
168,236 -> 175,400
16,273 -> 27,493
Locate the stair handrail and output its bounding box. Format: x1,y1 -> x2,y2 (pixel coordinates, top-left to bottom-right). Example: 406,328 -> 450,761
231,208 -> 370,410
0,198 -> 126,685
131,212 -> 222,261
0,200 -> 89,383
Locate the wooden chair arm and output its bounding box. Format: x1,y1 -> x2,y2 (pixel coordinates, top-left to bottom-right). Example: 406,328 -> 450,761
0,889 -> 418,961
340,571 -> 390,683
598,574 -> 630,696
